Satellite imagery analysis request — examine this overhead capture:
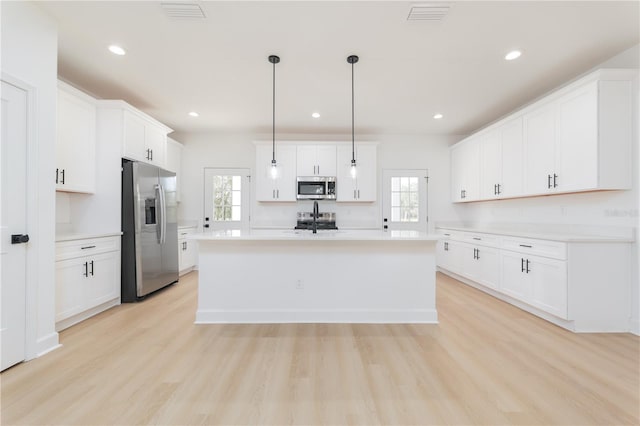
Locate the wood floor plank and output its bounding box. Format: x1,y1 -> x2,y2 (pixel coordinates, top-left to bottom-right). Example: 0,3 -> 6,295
1,271 -> 638,425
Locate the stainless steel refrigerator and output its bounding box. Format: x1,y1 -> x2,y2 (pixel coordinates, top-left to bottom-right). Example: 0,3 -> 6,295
121,160 -> 178,302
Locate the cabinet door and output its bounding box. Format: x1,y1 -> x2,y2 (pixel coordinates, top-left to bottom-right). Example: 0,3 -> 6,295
336,145 -> 358,201
451,141 -> 480,202
183,239 -> 198,270
556,82 -> 598,192
256,145 -> 296,202
55,257 -> 88,321
85,251 -> 120,308
436,239 -> 451,270
145,124 -> 167,167
476,246 -> 501,290
480,130 -> 502,199
274,145 -> 297,201
316,145 -> 337,176
296,145 -> 317,176
524,103 -> 556,194
354,144 -> 377,201
255,145 -> 278,201
528,256 -> 568,319
123,111 -> 147,161
500,117 -> 524,198
500,251 -> 531,303
450,144 -> 465,202
460,244 -> 481,282
56,88 -> 96,193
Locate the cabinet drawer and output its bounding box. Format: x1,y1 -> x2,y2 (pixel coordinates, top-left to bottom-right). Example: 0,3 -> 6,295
502,237 -> 567,260
460,232 -> 500,248
438,229 -> 463,241
56,236 -> 120,261
178,226 -> 198,239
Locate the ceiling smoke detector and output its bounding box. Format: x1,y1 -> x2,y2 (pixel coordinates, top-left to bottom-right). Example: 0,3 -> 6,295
407,3 -> 451,21
161,3 -> 206,19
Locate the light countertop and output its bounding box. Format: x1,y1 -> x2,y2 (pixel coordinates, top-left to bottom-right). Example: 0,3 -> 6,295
435,224 -> 635,243
191,229 -> 440,242
55,231 -> 122,242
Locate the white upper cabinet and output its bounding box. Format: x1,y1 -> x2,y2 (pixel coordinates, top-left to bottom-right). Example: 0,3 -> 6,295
255,144 -> 297,202
500,117 -> 525,198
480,117 -> 524,200
453,69 -> 636,203
525,76 -> 634,195
336,144 -> 377,202
97,100 -> 172,168
523,102 -> 557,194
56,82 -> 96,193
450,140 -> 480,202
123,109 -> 169,167
296,144 -> 336,176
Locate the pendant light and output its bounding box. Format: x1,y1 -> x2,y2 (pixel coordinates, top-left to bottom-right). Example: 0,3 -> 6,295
347,55 -> 359,179
269,54 -> 280,179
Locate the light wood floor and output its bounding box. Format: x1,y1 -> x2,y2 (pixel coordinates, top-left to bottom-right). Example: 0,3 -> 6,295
2,272 -> 638,425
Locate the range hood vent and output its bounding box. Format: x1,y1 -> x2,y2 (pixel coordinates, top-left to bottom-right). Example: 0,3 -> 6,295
161,3 -> 207,19
407,3 -> 450,21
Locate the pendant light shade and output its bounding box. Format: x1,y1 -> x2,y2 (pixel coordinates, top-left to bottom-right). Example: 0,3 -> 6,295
347,55 -> 359,179
269,54 -> 280,179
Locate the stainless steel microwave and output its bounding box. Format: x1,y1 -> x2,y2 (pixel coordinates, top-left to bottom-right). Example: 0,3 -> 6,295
296,176 -> 336,200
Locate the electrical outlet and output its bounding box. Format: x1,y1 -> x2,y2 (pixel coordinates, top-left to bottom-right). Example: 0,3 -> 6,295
296,279 -> 304,290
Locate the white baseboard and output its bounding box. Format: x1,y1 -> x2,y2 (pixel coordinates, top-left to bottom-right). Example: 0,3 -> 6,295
34,332 -> 60,359
195,309 -> 438,324
630,319 -> 640,336
55,298 -> 120,332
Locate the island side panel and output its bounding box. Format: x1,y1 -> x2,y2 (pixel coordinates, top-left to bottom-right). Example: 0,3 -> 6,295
195,239 -> 437,323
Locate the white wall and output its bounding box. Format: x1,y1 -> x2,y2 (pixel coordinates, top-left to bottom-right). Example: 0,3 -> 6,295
452,44 -> 640,334
1,2 -> 59,356
174,132 -> 463,232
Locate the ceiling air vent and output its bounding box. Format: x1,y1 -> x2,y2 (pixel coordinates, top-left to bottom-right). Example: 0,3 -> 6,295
161,3 -> 207,20
407,3 -> 450,21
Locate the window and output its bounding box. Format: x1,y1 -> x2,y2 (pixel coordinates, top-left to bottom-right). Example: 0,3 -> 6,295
204,168 -> 251,231
390,176 -> 419,222
212,175 -> 242,221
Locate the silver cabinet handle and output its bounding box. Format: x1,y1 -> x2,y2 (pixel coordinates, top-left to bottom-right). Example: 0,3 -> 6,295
357,189 -> 360,199
353,189 -> 356,199
272,189 -> 275,199
276,189 -> 279,198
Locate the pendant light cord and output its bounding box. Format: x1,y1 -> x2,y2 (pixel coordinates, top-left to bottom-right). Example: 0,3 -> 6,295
272,59 -> 276,164
351,60 -> 355,163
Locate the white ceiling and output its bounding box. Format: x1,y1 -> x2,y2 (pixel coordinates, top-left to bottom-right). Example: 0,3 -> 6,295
36,1 -> 639,137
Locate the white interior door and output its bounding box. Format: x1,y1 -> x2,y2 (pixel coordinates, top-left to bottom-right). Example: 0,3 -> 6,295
382,169 -> 428,231
203,168 -> 251,231
1,80 -> 28,371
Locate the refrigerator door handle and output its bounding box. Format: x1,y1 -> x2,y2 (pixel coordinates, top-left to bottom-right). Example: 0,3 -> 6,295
159,184 -> 167,244
155,184 -> 163,244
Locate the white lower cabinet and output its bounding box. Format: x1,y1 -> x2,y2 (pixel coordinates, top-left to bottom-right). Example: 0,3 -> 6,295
178,226 -> 198,274
437,227 -> 631,332
55,236 -> 121,331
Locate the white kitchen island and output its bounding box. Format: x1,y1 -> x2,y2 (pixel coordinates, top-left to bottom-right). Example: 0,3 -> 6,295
191,229 -> 440,324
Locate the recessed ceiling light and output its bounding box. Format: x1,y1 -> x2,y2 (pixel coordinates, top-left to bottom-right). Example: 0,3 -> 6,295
505,50 -> 522,61
188,111 -> 199,117
312,112 -> 320,118
108,45 -> 126,56
433,113 -> 443,119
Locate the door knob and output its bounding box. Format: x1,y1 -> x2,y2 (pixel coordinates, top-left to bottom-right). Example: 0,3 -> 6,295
12,234 -> 29,244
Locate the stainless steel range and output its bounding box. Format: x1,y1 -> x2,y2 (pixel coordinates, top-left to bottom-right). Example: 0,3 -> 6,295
295,204 -> 338,232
